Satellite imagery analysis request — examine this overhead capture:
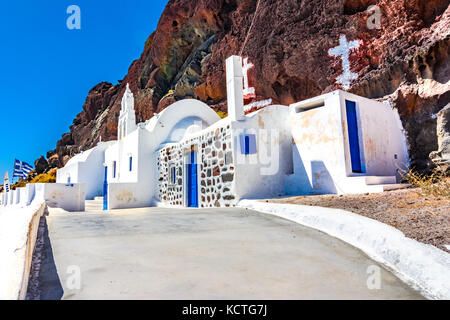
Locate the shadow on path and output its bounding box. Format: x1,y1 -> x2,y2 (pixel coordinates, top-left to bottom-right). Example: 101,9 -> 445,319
26,215 -> 64,300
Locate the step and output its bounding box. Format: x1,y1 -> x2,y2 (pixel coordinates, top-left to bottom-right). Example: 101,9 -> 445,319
86,200 -> 103,204
85,199 -> 104,212
335,176 -> 400,195
364,176 -> 397,185
94,197 -> 104,201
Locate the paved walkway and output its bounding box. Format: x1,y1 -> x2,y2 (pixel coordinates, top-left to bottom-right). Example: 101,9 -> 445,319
40,207 -> 423,299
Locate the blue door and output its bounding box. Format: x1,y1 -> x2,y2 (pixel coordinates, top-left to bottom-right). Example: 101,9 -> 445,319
345,100 -> 362,173
103,166 -> 108,210
187,151 -> 198,207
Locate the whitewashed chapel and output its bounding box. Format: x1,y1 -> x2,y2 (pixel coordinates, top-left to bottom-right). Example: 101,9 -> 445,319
1,55 -> 407,211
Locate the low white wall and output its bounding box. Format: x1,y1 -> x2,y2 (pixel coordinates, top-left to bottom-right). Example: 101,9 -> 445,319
18,188 -> 28,206
13,189 -> 22,205
7,191 -> 14,205
24,184 -> 35,206
0,202 -> 46,300
107,183 -> 153,210
18,203 -> 46,300
33,183 -> 85,212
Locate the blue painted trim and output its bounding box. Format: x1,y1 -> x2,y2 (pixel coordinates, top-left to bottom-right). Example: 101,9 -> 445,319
345,100 -> 362,173
103,166 -> 108,211
187,151 -> 198,208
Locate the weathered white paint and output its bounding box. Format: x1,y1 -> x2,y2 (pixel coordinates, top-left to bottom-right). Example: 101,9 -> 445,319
232,105 -> 292,201
33,183 -> 85,212
287,90 -> 408,195
107,183 -> 153,210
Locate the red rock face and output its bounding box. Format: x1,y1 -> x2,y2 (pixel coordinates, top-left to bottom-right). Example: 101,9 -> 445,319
47,0 -> 449,172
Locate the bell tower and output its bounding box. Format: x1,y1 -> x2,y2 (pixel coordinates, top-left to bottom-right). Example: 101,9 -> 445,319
118,83 -> 137,139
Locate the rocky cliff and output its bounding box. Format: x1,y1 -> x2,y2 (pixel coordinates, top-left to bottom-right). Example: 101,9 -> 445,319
43,0 -> 449,172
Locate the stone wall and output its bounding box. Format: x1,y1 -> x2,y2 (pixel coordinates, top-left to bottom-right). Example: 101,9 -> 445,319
158,124 -> 238,208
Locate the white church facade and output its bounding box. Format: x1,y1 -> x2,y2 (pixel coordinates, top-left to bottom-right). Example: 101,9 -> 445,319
2,55 -> 408,211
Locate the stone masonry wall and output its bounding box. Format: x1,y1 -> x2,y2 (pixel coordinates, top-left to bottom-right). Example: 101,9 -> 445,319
157,124 -> 237,208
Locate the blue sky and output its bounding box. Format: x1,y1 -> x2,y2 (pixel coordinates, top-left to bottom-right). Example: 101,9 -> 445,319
0,0 -> 168,180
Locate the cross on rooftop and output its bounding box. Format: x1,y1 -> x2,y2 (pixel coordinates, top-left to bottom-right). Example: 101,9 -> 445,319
328,35 -> 360,90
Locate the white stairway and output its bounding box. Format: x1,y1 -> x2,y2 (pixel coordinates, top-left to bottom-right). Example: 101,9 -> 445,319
85,197 -> 104,212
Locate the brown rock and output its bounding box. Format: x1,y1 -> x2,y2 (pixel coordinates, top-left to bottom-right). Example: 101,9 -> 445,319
40,0 -> 449,174
34,156 -> 49,175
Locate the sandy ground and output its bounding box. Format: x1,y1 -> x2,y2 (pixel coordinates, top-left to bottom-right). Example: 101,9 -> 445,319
28,207 -> 422,300
266,188 -> 450,253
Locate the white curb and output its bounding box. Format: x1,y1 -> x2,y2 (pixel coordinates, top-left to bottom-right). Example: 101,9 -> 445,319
238,200 -> 450,300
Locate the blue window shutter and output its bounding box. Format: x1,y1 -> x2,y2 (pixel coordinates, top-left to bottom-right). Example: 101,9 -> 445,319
129,156 -> 133,171
113,161 -> 116,178
248,134 -> 257,154
240,134 -> 257,154
245,136 -> 250,154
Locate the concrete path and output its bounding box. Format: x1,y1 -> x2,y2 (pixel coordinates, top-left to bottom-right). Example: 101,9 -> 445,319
40,207 -> 423,300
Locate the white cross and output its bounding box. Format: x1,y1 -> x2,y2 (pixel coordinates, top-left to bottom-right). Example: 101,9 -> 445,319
328,35 -> 360,90
242,57 -> 256,99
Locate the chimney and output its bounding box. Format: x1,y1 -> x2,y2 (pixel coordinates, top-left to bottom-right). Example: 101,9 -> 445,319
226,56 -> 245,121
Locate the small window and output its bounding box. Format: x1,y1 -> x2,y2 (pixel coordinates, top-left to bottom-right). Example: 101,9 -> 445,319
67,176 -> 71,184
169,164 -> 177,185
240,134 -> 257,155
294,99 -> 325,113
129,156 -> 133,172
113,161 -> 117,178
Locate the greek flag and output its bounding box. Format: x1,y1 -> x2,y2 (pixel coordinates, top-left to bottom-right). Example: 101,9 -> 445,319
13,159 -> 34,179
3,172 -> 9,192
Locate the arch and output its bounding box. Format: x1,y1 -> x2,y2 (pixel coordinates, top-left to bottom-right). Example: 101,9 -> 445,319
146,99 -> 221,147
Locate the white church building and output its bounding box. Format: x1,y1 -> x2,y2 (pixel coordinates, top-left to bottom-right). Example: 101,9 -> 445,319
48,55 -> 409,211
